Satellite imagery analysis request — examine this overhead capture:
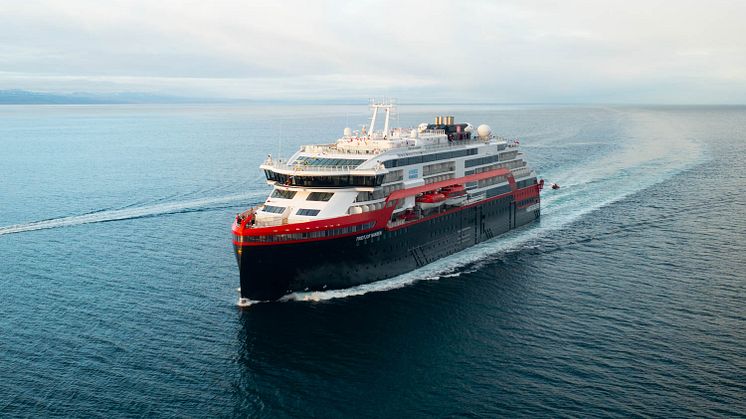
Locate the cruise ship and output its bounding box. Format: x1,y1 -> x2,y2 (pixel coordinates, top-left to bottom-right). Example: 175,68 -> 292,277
232,102 -> 543,303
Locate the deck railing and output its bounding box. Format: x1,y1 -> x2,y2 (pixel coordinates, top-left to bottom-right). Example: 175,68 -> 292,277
264,162 -> 365,173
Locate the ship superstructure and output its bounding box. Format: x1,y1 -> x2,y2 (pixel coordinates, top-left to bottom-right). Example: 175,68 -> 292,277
232,101 -> 542,303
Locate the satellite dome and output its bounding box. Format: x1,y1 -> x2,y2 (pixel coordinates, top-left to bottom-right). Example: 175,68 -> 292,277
477,124 -> 492,139
410,129 -> 418,139
343,127 -> 352,137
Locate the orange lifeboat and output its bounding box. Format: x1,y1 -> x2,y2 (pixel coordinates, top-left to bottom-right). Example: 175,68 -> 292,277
416,191 -> 446,210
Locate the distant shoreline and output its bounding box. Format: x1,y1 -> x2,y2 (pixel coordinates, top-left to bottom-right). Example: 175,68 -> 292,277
1,91 -> 744,106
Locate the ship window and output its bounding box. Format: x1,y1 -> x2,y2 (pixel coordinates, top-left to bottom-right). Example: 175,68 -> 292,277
296,208 -> 321,216
271,189 -> 297,199
423,161 -> 455,176
383,170 -> 403,183
262,205 -> 285,214
382,148 -> 478,168
307,192 -> 334,201
264,171 -> 384,187
465,154 -> 500,168
293,156 -> 366,168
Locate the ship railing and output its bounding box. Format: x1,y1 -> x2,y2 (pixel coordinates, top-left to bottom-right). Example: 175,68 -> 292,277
464,193 -> 487,203
335,146 -> 394,155
511,167 -> 533,179
253,216 -> 287,228
386,218 -> 410,228
393,136 -> 505,157
263,162 -> 367,173
305,145 -> 390,155
298,134 -> 509,157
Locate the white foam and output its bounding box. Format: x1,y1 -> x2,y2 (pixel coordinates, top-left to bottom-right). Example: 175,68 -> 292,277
0,192 -> 263,236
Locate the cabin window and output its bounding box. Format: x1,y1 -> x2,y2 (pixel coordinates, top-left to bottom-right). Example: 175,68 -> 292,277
382,170 -> 404,183
262,205 -> 285,214
382,148 -> 478,168
356,189 -> 386,202
423,161 -> 455,176
465,154 -> 500,168
296,208 -> 321,216
271,189 -> 297,199
307,192 -> 334,201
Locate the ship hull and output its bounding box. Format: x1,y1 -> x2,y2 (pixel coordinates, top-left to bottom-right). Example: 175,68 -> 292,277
235,195 -> 540,301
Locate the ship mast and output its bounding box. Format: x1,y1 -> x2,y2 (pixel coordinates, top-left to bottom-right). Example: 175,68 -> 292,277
368,99 -> 396,138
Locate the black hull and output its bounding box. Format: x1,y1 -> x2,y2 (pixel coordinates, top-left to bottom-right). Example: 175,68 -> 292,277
236,195 -> 539,301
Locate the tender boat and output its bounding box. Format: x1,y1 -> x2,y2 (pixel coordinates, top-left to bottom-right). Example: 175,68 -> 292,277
416,192 -> 447,210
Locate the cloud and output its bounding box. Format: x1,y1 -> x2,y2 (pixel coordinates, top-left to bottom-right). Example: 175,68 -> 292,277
0,0 -> 745,103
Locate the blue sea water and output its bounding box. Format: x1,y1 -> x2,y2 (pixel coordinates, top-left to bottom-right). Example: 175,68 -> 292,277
1,104 -> 744,417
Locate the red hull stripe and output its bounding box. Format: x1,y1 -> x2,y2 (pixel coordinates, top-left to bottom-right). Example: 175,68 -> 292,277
233,225 -> 380,247
233,188 -> 541,247
233,168 -> 541,246
233,186 -> 539,247
234,168 -> 514,236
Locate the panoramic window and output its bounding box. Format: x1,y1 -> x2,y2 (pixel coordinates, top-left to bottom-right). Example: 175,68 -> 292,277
271,189 -> 297,199
262,205 -> 285,214
293,156 -> 366,167
264,171 -> 384,187
307,192 -> 334,201
296,208 -> 321,216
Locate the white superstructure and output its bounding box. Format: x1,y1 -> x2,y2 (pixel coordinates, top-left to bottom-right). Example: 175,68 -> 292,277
254,101 -> 536,227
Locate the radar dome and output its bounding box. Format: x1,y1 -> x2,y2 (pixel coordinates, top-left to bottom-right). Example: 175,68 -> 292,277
343,127 -> 352,137
477,124 -> 492,139
418,122 -> 429,133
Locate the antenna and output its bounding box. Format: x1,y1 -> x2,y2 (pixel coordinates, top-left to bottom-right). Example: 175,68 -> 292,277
278,123 -> 283,163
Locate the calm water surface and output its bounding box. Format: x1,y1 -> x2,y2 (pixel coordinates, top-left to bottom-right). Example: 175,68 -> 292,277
1,104 -> 744,417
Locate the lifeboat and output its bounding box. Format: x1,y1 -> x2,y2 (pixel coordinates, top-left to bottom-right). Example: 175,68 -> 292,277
416,191 -> 446,210
441,184 -> 467,206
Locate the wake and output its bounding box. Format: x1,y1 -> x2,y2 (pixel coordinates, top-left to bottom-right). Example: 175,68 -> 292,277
0,193 -> 262,236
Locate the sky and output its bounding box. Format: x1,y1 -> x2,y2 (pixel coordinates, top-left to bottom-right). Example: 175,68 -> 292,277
1,0 -> 745,103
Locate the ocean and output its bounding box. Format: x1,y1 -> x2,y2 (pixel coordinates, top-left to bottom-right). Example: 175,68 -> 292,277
1,104 -> 744,417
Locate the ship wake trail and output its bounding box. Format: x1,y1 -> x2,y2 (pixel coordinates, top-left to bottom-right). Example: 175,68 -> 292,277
0,193 -> 263,236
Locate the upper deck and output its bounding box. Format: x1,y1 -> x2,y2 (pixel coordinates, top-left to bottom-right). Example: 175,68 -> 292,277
246,102 -> 535,229
261,136 -> 504,175
260,101 -> 505,174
